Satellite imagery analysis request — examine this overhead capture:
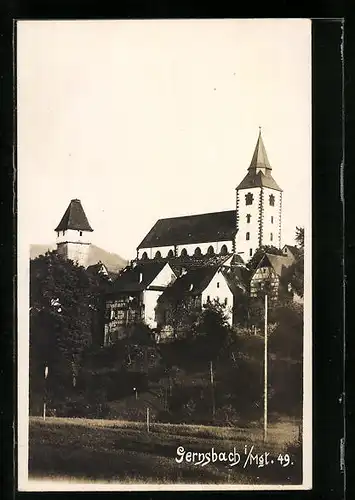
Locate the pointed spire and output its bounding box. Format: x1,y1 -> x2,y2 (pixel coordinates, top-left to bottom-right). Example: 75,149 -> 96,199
248,128 -> 272,172
55,199 -> 93,232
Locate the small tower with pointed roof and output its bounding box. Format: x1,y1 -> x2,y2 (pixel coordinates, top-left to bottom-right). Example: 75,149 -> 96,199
235,129 -> 283,260
55,199 -> 93,267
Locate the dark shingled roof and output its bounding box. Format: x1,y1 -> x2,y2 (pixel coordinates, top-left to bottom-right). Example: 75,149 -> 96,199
55,199 -> 93,232
236,130 -> 282,192
137,210 -> 237,249
160,267 -> 219,299
257,253 -> 295,278
236,170 -> 282,191
110,261 -> 174,293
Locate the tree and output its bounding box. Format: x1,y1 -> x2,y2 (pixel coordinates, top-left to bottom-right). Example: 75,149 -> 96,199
30,251 -> 103,411
295,226 -> 305,249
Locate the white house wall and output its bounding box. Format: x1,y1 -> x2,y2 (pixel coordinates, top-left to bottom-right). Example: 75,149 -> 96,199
201,271 -> 233,326
143,263 -> 177,329
143,290 -> 162,328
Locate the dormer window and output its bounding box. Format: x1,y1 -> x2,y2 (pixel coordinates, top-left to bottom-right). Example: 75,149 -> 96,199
220,244 -> 227,256
269,194 -> 275,206
245,193 -> 254,205
246,214 -> 251,223
207,245 -> 214,255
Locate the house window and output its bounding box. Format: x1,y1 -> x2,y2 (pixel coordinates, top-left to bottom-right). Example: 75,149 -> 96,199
270,233 -> 273,241
246,214 -> 251,223
269,194 -> 275,206
246,232 -> 250,241
249,248 -> 253,256
57,232 -> 59,238
62,231 -> 65,236
271,216 -> 274,224
207,295 -> 210,302
245,193 -> 254,205
207,245 -> 214,255
217,282 -> 220,288
220,244 -> 227,255
224,297 -> 228,305
141,251 -> 148,260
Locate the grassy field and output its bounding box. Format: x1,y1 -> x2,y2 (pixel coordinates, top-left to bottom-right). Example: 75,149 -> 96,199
29,417 -> 302,486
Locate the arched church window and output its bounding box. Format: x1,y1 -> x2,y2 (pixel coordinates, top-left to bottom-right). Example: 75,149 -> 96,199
270,233 -> 273,241
246,214 -> 251,223
141,251 -> 148,260
220,244 -> 228,255
167,249 -> 174,258
269,194 -> 275,206
207,245 -> 214,255
194,247 -> 202,257
246,232 -> 250,241
249,248 -> 253,256
180,248 -> 188,257
245,193 -> 253,205
271,216 -> 274,223
154,250 -> 162,259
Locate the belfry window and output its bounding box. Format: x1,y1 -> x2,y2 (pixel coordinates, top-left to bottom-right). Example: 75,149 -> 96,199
271,216 -> 274,223
246,232 -> 250,241
245,193 -> 254,205
269,194 -> 275,206
270,233 -> 273,241
246,214 -> 251,223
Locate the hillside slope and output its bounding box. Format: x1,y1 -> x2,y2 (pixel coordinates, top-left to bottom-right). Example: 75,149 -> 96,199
30,243 -> 128,273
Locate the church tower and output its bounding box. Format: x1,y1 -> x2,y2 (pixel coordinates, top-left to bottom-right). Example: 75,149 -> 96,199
235,129 -> 282,260
55,199 -> 93,268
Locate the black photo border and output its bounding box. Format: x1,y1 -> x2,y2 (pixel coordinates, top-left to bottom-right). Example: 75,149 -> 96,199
0,5 -> 346,500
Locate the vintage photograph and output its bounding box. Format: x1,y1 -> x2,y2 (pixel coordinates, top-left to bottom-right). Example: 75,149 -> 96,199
17,19 -> 312,490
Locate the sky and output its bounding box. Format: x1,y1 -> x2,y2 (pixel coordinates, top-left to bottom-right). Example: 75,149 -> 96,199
17,19 -> 311,261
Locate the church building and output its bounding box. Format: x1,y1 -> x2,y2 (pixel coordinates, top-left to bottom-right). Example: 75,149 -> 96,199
137,129 -> 282,263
